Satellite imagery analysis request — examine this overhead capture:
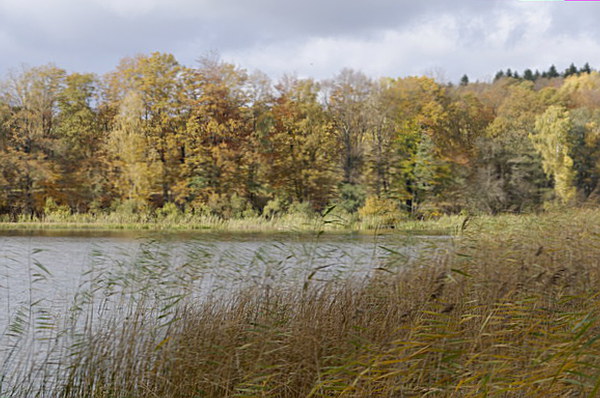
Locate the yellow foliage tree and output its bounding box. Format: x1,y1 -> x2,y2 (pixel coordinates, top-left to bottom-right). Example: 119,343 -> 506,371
531,105 -> 576,204
107,91 -> 160,203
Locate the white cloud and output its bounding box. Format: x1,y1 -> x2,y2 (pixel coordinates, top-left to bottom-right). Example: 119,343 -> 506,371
222,15 -> 461,80
0,30 -> 15,49
88,0 -> 217,18
0,0 -> 600,82
220,5 -> 600,83
91,0 -> 164,17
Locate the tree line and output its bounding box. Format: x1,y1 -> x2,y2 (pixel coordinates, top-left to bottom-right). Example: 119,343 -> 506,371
1,53 -> 599,220
491,62 -> 593,82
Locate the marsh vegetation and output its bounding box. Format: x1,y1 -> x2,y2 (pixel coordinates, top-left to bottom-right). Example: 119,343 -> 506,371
0,209 -> 599,397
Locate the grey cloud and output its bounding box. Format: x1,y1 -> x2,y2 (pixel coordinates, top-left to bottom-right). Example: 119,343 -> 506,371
546,2 -> 600,33
0,0 -> 598,82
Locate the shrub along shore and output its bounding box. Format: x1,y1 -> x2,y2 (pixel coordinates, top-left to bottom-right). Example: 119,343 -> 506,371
4,209 -> 600,396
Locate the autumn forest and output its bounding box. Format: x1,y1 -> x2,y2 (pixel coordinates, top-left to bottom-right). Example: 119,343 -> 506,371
1,53 -> 598,221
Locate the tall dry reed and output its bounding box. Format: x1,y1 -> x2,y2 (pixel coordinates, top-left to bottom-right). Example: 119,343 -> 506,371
6,209 -> 600,397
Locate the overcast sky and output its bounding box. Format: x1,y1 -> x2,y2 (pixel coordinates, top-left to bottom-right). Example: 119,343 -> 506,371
0,0 -> 599,83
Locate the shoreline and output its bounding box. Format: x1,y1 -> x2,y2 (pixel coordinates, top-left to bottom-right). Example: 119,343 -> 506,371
0,215 -> 463,235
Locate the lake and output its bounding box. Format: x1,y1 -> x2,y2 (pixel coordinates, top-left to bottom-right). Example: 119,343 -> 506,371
0,230 -> 451,323
0,230 -> 451,394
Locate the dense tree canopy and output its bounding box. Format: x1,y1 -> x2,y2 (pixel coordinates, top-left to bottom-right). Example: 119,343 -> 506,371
1,54 -> 599,219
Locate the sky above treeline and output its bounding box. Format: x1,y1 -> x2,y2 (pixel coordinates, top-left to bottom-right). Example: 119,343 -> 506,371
0,0 -> 599,83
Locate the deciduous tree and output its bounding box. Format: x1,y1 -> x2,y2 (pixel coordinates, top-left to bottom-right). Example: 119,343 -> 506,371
531,105 -> 576,204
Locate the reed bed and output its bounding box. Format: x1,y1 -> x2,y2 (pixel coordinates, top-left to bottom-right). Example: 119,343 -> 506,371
0,212 -> 464,234
4,209 -> 600,397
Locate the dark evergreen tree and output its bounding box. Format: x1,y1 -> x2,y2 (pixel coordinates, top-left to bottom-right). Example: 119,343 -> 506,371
548,65 -> 559,78
523,69 -> 534,81
564,63 -> 578,77
460,74 -> 469,86
494,70 -> 505,82
581,62 -> 592,74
